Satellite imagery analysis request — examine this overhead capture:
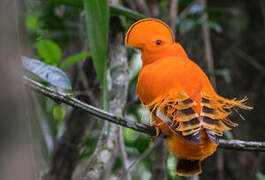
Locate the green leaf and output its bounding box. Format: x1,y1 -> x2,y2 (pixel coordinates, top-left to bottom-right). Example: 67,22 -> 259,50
110,5 -> 145,20
53,104 -> 66,121
124,128 -> 138,144
50,0 -> 83,7
60,51 -> 91,69
112,158 -> 122,173
129,51 -> 142,80
256,172 -> 265,180
168,153 -> 178,180
26,15 -> 39,31
37,40 -> 62,65
208,21 -> 223,33
135,137 -> 150,153
215,68 -> 231,83
83,0 -> 109,87
22,56 -> 72,90
179,18 -> 197,33
79,137 -> 97,159
45,0 -> 144,20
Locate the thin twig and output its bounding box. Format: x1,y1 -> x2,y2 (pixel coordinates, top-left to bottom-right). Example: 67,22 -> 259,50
168,0 -> 179,35
179,0 -> 200,19
201,1 -> 221,178
119,128 -> 131,180
32,93 -> 54,152
201,0 -> 216,87
124,0 -> 137,11
233,49 -> 265,76
23,76 -> 265,152
149,0 -> 160,17
134,0 -> 150,16
259,0 -> 265,29
212,34 -> 265,76
217,149 -> 224,180
127,141 -> 157,170
76,40 -> 99,106
120,138 -> 161,180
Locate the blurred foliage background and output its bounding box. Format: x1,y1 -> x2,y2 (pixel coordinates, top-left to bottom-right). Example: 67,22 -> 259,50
20,0 -> 265,179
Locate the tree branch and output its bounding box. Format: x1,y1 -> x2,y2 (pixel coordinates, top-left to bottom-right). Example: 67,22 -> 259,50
24,76 -> 155,135
219,139 -> 265,152
23,76 -> 265,152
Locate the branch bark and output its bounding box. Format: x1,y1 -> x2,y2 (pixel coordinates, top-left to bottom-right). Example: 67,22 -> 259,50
24,76 -> 156,136
23,76 -> 265,152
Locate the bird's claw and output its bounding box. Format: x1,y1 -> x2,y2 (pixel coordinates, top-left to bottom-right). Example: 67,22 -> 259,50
152,121 -> 163,137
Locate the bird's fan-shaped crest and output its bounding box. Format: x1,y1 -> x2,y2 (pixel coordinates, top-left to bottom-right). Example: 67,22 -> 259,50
125,18 -> 175,48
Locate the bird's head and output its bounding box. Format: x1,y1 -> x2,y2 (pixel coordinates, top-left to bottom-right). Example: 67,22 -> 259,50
125,18 -> 187,65
125,18 -> 174,50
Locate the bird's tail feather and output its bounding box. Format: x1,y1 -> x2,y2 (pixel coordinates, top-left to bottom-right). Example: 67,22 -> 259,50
176,159 -> 201,176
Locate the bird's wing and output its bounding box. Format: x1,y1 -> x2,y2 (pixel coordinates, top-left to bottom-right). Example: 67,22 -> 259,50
200,92 -> 252,144
148,93 -> 202,145
148,92 -> 252,145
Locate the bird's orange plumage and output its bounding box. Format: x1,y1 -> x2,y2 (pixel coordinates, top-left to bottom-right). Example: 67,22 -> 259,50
125,18 -> 252,176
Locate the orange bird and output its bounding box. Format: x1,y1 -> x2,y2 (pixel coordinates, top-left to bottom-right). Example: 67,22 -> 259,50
125,18 -> 252,176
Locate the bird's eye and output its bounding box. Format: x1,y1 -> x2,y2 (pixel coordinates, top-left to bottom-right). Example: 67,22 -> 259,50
156,40 -> 162,45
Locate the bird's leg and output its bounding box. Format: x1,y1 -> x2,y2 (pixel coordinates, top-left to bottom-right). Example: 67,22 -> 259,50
150,117 -> 161,136
152,116 -> 171,136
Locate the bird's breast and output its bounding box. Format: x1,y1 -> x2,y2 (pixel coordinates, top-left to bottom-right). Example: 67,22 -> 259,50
136,57 -> 205,111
